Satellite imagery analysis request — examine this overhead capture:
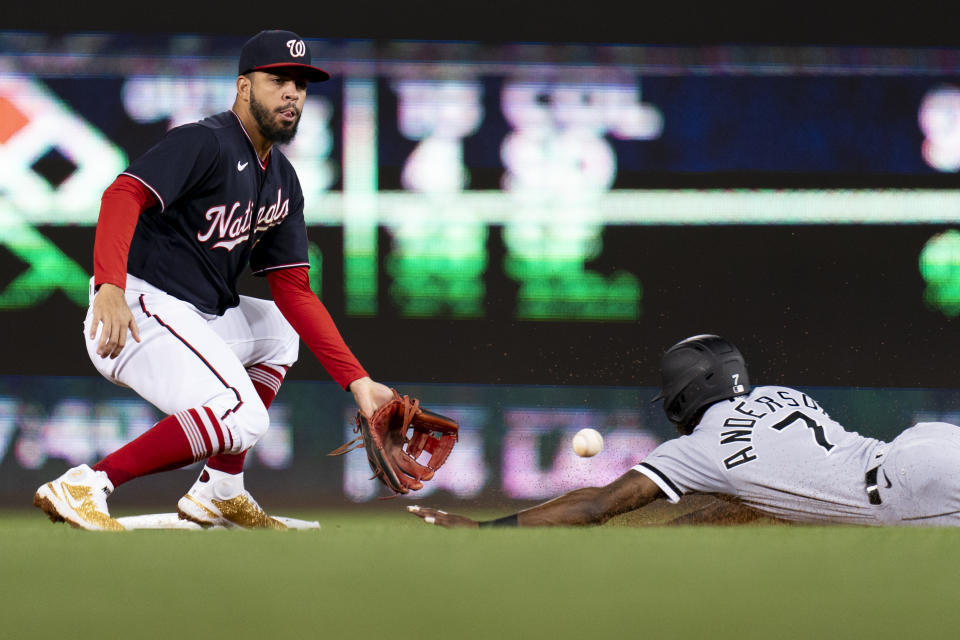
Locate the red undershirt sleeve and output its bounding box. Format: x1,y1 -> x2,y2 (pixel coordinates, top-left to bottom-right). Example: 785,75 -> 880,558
267,266 -> 368,390
93,175 -> 157,290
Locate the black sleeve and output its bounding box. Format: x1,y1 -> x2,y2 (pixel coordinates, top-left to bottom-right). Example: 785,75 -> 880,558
122,124 -> 220,212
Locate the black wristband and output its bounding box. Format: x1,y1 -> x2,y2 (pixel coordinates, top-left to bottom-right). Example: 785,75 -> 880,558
478,513 -> 519,528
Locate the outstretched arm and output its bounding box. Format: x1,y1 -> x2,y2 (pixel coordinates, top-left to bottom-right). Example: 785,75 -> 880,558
408,469 -> 663,528
267,267 -> 393,418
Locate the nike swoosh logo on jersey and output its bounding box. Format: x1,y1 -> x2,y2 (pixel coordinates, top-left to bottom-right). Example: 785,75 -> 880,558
882,470 -> 892,488
237,161 -> 248,172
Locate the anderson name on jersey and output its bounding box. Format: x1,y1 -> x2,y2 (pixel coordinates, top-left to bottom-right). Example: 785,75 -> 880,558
634,385 -> 886,524
122,111 -> 309,315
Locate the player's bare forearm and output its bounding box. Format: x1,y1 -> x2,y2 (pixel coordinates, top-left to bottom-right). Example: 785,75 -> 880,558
517,487 -> 632,526
515,471 -> 661,526
409,470 -> 663,529
90,283 -> 140,359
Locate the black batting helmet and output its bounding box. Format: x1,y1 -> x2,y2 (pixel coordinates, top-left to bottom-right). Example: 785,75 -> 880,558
653,334 -> 750,434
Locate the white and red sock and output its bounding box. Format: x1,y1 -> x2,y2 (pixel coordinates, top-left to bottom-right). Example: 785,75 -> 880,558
93,407 -> 228,487
206,364 -> 287,475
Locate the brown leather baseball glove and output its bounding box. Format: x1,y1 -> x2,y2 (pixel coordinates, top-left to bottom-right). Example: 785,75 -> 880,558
329,390 -> 459,496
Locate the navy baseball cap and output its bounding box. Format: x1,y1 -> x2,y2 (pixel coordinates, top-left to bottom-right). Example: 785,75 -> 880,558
238,30 -> 330,82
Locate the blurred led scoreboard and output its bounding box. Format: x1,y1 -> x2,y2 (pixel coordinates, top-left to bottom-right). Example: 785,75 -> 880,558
4,35 -> 960,386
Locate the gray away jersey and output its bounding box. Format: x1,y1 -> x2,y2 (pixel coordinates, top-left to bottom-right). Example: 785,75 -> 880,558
634,386 -> 886,524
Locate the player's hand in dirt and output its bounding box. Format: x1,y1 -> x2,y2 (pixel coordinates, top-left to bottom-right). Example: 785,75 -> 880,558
90,283 -> 141,359
406,505 -> 479,528
349,376 -> 395,419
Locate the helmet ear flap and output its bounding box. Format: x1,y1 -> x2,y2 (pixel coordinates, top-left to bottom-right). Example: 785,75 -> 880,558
665,394 -> 683,421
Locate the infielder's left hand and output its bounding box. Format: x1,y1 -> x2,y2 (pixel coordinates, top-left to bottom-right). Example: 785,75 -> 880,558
348,376 -> 395,419
407,505 -> 479,528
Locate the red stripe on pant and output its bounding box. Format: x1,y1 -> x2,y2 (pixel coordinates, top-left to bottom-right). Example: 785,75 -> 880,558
138,294 -> 244,421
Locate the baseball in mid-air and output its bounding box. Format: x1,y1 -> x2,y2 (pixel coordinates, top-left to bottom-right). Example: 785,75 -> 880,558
572,428 -> 604,457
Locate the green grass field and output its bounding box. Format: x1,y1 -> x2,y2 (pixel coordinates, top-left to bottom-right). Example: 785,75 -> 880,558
2,507 -> 958,640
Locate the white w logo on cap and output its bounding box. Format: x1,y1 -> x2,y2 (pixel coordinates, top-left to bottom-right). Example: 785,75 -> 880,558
286,39 -> 306,57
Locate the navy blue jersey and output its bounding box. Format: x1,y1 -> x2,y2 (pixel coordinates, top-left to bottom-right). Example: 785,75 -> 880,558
122,111 -> 309,315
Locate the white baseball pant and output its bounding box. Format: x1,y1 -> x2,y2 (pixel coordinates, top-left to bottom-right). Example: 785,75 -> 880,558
83,275 -> 299,453
874,421 -> 960,526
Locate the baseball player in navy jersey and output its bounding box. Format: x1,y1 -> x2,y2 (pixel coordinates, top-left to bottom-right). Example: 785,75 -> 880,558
33,30 -> 395,531
410,335 -> 960,528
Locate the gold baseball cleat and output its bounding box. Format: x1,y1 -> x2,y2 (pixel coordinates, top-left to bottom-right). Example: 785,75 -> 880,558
177,466 -> 288,530
33,464 -> 125,531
